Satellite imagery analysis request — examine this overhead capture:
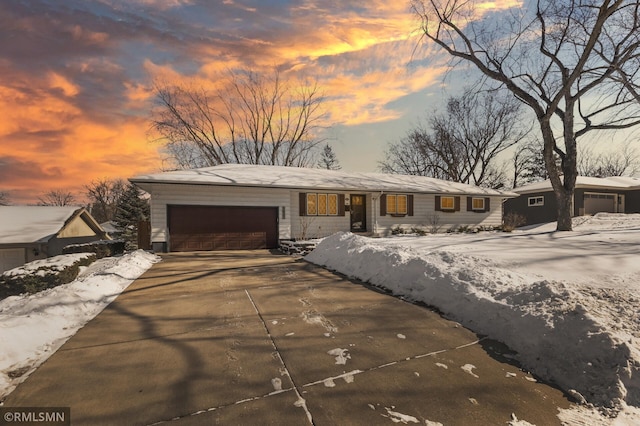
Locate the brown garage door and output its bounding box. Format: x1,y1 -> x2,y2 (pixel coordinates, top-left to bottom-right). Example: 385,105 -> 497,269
168,205 -> 278,252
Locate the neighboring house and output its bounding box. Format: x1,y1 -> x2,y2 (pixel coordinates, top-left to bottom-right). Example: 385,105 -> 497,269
504,176 -> 640,226
0,206 -> 110,273
130,164 -> 517,252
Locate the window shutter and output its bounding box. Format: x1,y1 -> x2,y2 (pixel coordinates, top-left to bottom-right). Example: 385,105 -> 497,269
485,197 -> 491,212
299,193 -> 307,216
454,196 -> 461,212
435,195 -> 441,211
407,195 -> 414,216
338,194 -> 346,216
466,197 -> 472,212
380,194 -> 387,216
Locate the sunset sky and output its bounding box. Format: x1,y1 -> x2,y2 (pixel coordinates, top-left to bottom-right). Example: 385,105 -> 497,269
1,0 -> 520,204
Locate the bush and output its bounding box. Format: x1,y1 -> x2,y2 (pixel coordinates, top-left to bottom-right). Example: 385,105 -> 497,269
503,212 -> 527,232
410,226 -> 427,236
63,240 -> 125,258
391,225 -> 405,235
0,253 -> 97,299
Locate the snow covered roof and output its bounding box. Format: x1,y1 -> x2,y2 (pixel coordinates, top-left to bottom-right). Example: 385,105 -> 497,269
130,164 -> 517,197
513,176 -> 640,194
0,206 -> 83,244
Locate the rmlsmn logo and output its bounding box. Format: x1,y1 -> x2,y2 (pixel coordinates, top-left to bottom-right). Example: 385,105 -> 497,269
1,407 -> 70,426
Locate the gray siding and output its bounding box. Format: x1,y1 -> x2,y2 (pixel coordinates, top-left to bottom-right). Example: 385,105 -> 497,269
504,191 -> 557,226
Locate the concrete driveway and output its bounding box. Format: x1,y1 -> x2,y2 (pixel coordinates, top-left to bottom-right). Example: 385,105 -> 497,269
3,251 -> 572,425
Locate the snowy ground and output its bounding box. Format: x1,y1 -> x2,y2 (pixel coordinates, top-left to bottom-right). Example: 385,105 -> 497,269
306,213 -> 640,424
0,250 -> 160,402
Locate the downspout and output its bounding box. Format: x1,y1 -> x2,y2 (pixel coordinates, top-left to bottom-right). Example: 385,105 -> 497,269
373,191 -> 383,236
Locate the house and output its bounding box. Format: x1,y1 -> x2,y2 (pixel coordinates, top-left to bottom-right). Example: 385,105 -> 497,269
504,176 -> 640,226
130,164 -> 517,252
0,206 -> 110,273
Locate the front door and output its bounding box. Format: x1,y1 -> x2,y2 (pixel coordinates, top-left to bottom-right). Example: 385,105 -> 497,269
350,194 -> 367,232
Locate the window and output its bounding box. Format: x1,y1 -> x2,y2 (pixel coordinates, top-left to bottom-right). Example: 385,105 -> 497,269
441,196 -> 455,210
327,194 -> 338,215
387,194 -> 397,214
471,198 -> 485,211
318,193 -> 327,215
385,194 -> 408,215
528,196 -> 544,207
305,193 -> 339,216
307,193 -> 317,215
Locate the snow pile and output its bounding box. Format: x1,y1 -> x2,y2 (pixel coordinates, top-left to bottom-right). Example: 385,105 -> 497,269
306,214 -> 640,418
0,250 -> 160,401
2,253 -> 94,278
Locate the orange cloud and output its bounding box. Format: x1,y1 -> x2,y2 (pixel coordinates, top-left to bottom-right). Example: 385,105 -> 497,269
1,0 -> 523,204
0,72 -> 160,203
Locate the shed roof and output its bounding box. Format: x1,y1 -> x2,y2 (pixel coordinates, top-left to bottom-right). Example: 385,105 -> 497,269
513,176 -> 640,194
0,206 -> 85,244
130,164 -> 517,197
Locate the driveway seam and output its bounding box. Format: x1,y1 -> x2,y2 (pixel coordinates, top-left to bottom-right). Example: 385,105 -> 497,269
245,289 -> 315,425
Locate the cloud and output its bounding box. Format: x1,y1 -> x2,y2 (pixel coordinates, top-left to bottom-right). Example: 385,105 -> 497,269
1,0 -> 520,202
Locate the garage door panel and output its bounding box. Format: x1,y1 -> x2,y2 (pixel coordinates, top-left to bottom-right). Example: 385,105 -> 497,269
584,194 -> 616,215
168,206 -> 277,252
0,248 -> 25,274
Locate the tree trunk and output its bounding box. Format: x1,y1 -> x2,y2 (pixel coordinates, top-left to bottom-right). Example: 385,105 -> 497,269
555,188 -> 573,231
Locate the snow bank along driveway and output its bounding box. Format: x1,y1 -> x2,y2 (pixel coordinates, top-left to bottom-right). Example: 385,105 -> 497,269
306,213 -> 640,418
0,250 -> 160,401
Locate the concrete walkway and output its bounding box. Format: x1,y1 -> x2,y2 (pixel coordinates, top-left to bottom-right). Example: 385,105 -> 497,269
4,251 -> 572,425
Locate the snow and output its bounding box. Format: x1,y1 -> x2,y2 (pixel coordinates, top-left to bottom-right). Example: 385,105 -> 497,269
0,250 -> 160,401
513,176 -> 640,193
2,253 -> 94,277
131,163 -> 515,196
0,206 -> 81,244
306,213 -> 640,423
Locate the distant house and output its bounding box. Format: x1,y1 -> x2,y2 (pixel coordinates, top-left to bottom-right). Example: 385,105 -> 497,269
99,221 -> 123,240
130,164 -> 517,252
0,206 -> 110,273
504,176 -> 640,226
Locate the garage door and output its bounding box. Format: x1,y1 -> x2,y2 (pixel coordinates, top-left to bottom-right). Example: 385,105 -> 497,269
168,205 -> 278,252
0,248 -> 25,274
584,193 -> 616,215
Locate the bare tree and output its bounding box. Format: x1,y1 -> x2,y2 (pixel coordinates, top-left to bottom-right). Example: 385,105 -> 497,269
85,178 -> 127,223
0,191 -> 9,206
412,0 -> 640,230
578,140 -> 639,177
381,90 -> 527,188
38,190 -> 77,206
151,68 -> 326,169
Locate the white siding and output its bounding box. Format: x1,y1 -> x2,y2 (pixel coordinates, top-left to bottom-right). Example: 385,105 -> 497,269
146,183 -> 506,246
290,191 -> 351,239
376,194 -> 503,235
148,184 -> 291,242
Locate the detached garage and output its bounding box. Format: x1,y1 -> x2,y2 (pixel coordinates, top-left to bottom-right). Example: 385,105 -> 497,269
168,205 -> 278,251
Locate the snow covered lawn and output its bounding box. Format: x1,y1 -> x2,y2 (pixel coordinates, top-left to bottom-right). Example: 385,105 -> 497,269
306,213 -> 640,422
0,250 -> 160,402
